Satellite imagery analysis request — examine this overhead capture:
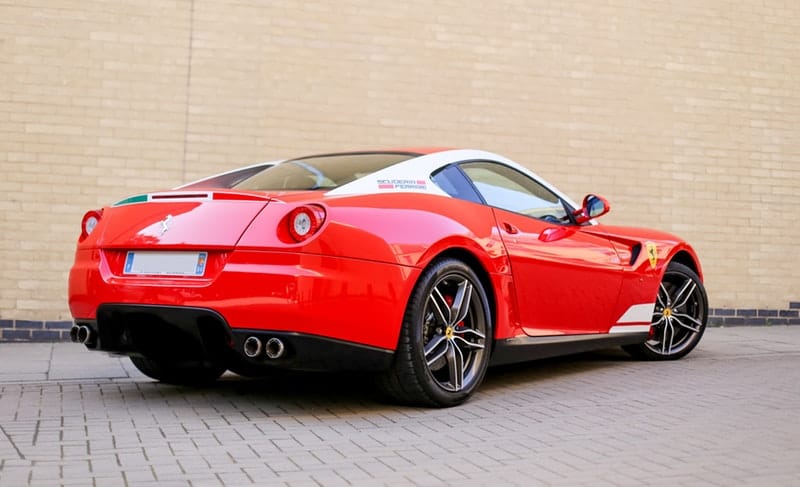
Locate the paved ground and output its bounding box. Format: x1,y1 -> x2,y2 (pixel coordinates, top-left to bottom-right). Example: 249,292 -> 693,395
0,327 -> 798,486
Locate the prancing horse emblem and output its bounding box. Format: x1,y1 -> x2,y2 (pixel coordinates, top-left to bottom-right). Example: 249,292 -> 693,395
159,215 -> 173,236
645,241 -> 658,269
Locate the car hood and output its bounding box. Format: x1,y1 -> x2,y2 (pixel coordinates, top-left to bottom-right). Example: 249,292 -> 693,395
585,224 -> 684,247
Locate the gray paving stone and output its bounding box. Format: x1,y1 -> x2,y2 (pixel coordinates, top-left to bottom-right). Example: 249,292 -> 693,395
0,327 -> 799,486
0,466 -> 31,486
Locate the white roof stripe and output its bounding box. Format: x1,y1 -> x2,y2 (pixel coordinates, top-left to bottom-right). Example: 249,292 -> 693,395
326,149 -> 581,211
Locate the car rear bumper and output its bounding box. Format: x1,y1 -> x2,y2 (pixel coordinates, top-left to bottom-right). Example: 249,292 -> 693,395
72,304 -> 394,372
69,248 -> 420,351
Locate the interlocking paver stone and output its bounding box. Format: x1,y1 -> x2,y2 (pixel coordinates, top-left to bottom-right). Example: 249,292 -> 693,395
0,327 -> 799,486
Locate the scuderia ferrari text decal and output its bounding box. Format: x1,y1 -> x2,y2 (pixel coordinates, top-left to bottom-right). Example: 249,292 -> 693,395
377,179 -> 427,190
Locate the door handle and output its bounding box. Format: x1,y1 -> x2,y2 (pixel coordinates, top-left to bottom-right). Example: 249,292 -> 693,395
539,226 -> 572,242
501,222 -> 519,234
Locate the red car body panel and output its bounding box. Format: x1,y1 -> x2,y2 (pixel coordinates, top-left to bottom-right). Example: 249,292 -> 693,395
69,191 -> 521,350
70,247 -> 420,350
587,224 -> 704,332
492,208 -> 626,335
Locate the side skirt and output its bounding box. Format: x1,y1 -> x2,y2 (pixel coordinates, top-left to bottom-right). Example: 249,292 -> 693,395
489,332 -> 649,367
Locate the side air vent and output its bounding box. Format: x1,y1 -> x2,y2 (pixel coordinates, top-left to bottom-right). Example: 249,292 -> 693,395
629,243 -> 642,266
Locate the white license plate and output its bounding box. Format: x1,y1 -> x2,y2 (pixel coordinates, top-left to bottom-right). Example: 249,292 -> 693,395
123,251 -> 208,276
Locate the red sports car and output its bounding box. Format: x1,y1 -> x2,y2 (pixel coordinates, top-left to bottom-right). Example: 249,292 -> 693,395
68,148 -> 708,407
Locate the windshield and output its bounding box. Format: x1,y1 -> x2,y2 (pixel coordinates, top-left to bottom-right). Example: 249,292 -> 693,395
234,152 -> 417,191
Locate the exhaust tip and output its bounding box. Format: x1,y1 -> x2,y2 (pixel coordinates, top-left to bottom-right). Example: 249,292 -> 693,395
77,325 -> 93,345
69,325 -> 80,343
243,336 -> 262,358
265,338 -> 285,359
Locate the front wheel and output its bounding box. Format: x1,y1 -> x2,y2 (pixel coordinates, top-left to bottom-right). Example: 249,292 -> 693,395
623,261 -> 708,360
378,259 -> 493,407
130,356 -> 226,385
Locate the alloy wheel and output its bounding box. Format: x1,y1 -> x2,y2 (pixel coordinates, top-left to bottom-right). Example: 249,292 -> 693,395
646,266 -> 706,356
422,274 -> 487,392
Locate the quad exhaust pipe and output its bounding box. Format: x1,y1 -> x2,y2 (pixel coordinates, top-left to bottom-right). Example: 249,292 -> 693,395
70,325 -> 95,345
265,337 -> 285,359
242,336 -> 285,360
243,336 -> 262,358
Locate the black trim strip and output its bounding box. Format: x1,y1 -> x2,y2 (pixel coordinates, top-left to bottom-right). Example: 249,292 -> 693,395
230,329 -> 394,372
286,150 -> 425,161
490,332 -> 649,366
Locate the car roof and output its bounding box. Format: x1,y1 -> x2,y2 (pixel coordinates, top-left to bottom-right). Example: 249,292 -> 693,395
176,160 -> 280,189
325,148 -> 581,212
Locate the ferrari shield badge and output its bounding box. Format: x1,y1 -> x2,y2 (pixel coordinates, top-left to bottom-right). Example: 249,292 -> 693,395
646,242 -> 658,269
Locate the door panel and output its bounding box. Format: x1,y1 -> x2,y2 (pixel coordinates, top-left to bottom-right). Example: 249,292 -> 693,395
440,159 -> 625,336
493,208 -> 624,335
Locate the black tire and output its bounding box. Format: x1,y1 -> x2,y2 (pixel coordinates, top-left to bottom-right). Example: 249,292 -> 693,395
623,261 -> 708,360
378,258 -> 492,407
130,356 -> 226,386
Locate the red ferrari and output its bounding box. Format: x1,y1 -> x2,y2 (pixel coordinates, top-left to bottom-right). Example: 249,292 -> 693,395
68,148 -> 708,407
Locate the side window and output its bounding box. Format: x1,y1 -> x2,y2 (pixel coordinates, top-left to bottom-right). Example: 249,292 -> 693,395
430,165 -> 483,204
460,161 -> 570,223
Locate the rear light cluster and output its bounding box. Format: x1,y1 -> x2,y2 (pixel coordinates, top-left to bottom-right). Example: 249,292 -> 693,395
80,210 -> 103,241
287,205 -> 326,242
78,205 -> 326,244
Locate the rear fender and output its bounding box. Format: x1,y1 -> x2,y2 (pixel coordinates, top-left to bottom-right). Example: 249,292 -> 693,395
413,240 -> 520,344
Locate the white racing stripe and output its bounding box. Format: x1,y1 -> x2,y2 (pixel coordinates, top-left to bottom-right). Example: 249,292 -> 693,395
609,324 -> 651,334
615,303 -> 656,324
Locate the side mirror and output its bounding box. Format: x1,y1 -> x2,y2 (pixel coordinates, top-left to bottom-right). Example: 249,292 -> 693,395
574,194 -> 610,224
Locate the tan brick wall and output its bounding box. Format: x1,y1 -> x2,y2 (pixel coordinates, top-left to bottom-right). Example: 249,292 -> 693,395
1,0 -> 798,322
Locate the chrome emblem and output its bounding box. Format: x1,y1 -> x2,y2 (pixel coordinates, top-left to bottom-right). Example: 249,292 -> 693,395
159,215 -> 173,236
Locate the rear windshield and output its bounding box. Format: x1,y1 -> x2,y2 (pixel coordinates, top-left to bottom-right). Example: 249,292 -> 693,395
234,152 -> 416,191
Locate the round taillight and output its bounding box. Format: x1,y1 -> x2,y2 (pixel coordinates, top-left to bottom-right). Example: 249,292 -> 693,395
85,215 -> 99,234
287,205 -> 325,242
80,210 -> 103,240
292,211 -> 312,236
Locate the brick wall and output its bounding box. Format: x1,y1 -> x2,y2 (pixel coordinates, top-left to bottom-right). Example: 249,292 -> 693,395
709,302 -> 800,327
1,1 -> 798,334
0,319 -> 73,342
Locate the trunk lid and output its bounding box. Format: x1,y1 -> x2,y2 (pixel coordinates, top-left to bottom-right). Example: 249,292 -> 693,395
97,190 -> 271,249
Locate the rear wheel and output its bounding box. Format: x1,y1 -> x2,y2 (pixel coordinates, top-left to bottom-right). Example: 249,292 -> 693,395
130,356 -> 226,385
624,262 -> 708,360
378,259 -> 492,407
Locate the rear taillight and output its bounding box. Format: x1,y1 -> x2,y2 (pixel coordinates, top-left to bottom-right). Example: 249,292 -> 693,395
80,210 -> 103,241
287,205 -> 326,242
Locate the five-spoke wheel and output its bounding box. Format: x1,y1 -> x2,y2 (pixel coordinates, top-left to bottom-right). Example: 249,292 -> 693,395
378,258 -> 492,407
624,262 -> 708,360
422,271 -> 488,392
